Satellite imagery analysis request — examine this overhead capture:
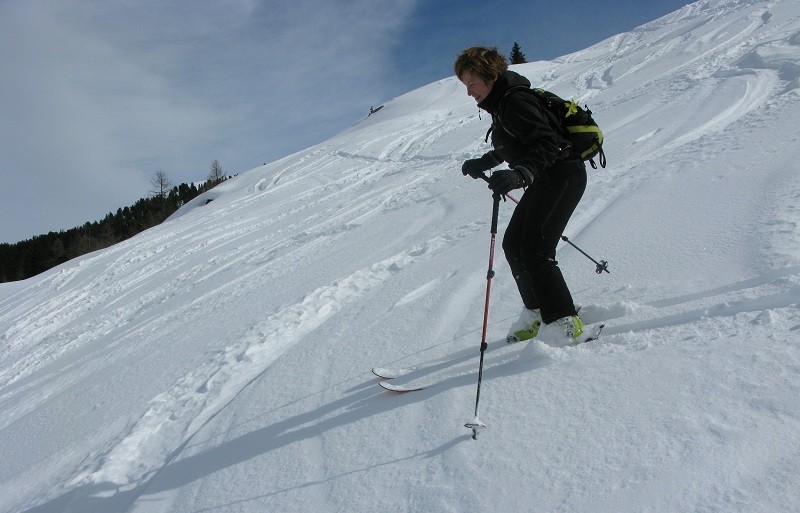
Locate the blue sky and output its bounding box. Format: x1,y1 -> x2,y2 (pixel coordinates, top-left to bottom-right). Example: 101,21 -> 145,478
0,0 -> 691,244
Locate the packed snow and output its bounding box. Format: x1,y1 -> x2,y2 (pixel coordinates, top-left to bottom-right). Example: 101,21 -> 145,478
2,0 -> 800,511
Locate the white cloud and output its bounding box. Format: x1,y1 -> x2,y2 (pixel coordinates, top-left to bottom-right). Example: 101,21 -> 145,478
0,0 -> 417,242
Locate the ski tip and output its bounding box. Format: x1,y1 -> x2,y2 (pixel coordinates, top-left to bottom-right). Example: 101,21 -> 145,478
379,381 -> 425,393
373,367 -> 412,379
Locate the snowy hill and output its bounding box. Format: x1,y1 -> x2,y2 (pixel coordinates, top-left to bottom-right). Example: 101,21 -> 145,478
2,0 -> 800,511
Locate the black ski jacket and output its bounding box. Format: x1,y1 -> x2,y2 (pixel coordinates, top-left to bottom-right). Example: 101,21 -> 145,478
478,70 -> 572,176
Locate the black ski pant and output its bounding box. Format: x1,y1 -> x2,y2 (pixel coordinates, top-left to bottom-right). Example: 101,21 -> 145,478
502,160 -> 587,324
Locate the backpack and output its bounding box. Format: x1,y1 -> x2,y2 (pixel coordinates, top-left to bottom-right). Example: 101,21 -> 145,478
495,85 -> 606,169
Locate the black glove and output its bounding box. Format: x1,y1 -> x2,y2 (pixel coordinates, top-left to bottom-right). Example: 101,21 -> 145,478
487,166 -> 536,196
462,152 -> 500,179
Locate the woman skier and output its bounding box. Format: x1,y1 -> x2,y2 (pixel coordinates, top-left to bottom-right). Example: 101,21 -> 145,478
454,46 -> 586,343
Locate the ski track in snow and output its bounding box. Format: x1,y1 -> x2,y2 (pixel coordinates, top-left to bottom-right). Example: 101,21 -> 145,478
82,223 -> 483,486
392,271 -> 457,308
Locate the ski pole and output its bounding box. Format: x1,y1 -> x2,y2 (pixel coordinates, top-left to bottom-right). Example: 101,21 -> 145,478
464,191 -> 501,440
560,235 -> 610,274
479,174 -> 607,274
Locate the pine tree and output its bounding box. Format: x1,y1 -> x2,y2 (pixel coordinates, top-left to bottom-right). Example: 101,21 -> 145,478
510,42 -> 527,64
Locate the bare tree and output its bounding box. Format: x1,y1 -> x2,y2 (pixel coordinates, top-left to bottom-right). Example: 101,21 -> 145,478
150,168 -> 172,199
208,159 -> 225,184
150,168 -> 173,222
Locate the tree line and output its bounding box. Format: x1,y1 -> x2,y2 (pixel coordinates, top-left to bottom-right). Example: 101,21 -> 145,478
0,161 -> 228,283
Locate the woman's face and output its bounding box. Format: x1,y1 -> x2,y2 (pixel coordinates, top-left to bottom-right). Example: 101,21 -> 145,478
459,72 -> 493,104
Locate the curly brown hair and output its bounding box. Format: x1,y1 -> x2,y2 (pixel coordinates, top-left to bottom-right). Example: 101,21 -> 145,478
453,46 -> 508,83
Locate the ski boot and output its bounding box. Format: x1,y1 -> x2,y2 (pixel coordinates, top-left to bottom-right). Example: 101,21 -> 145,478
507,308 -> 542,343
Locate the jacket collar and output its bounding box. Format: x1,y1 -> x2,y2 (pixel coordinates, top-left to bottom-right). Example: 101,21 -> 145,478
478,70 -> 531,114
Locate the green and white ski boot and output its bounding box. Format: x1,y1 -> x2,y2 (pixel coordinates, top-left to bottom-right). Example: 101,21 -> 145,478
507,308 -> 542,343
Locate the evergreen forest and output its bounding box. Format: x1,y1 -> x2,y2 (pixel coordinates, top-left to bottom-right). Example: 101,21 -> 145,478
1,177 -> 226,283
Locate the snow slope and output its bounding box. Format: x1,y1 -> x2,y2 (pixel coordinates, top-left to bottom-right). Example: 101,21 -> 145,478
2,0 -> 800,511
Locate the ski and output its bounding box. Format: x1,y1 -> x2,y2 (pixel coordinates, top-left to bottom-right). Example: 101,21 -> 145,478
371,347 -> 474,379
372,366 -> 417,379
374,324 -> 606,392
379,381 -> 427,392
372,338 -> 512,381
